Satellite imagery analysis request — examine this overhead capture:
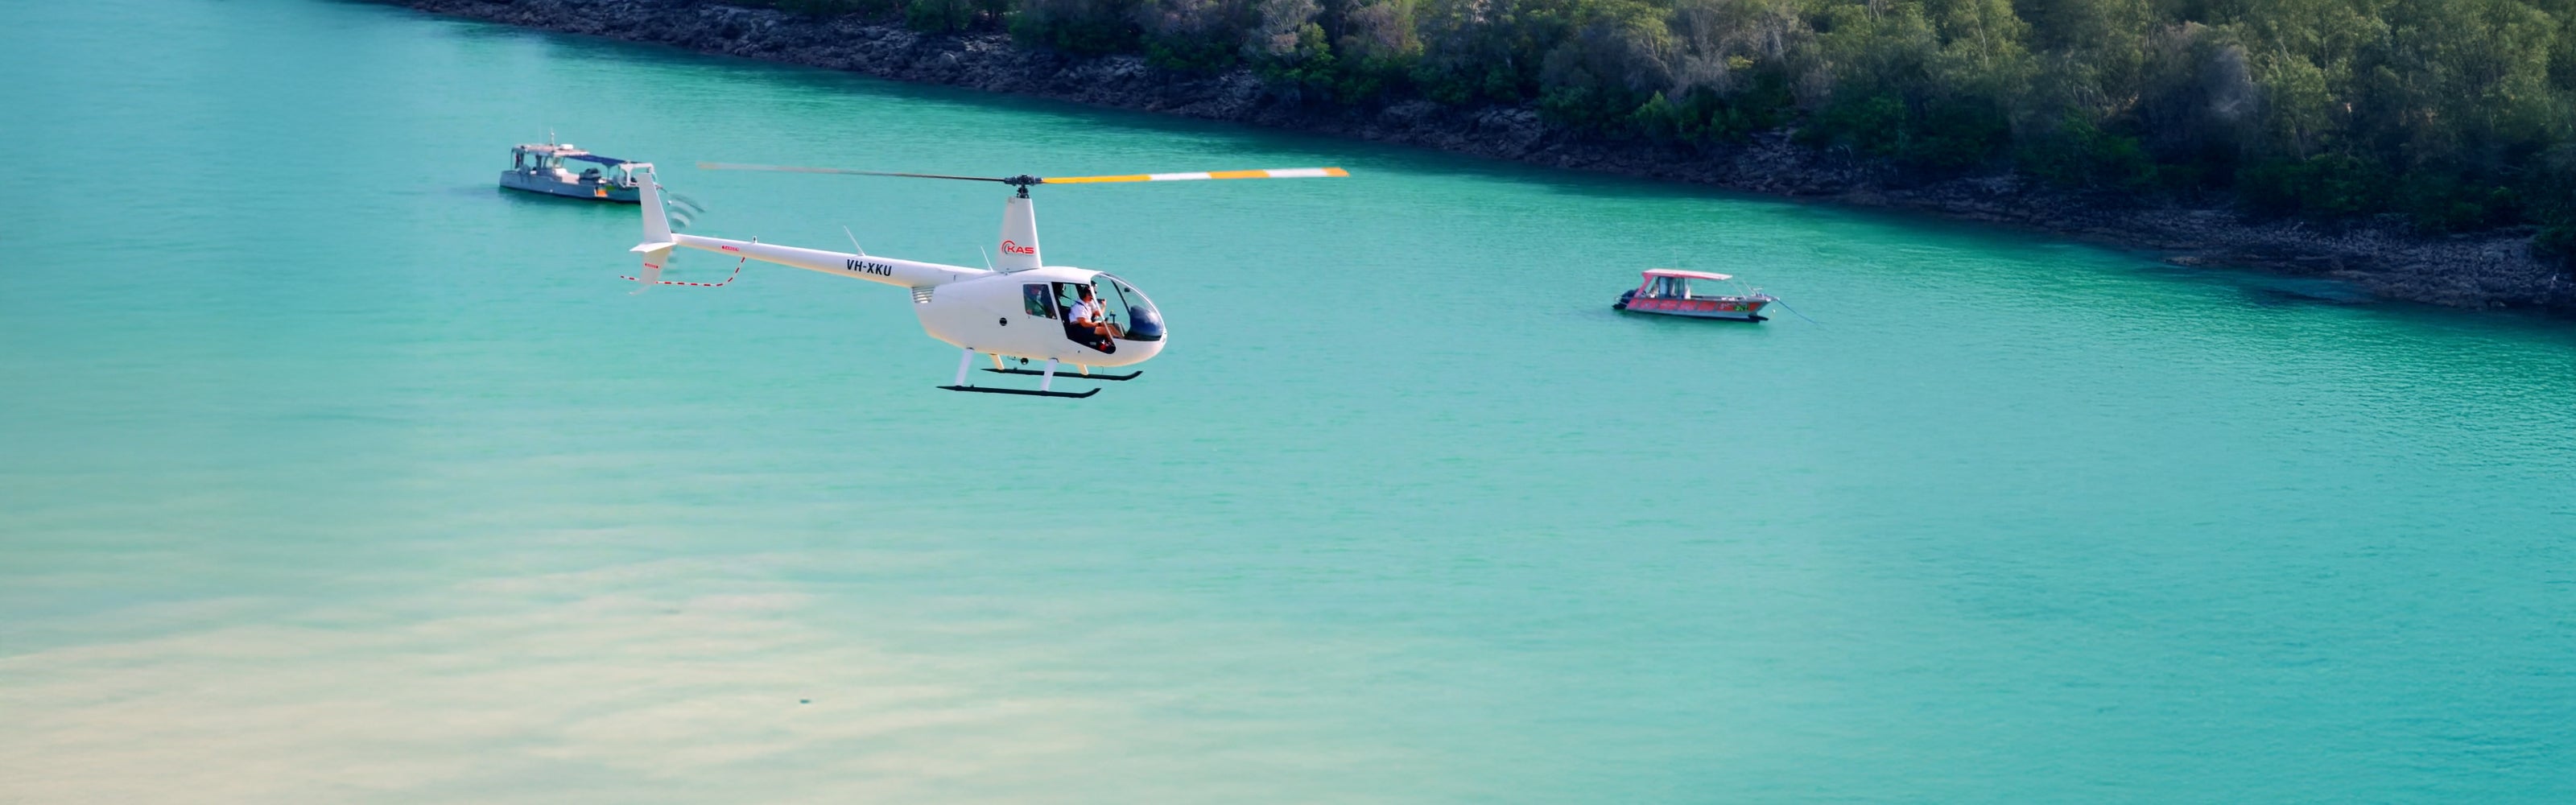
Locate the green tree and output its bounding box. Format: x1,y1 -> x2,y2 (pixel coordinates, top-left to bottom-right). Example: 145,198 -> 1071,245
951,0 -> 2576,232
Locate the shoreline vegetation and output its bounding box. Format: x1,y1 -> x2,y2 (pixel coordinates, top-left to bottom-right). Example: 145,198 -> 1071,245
392,0 -> 2576,312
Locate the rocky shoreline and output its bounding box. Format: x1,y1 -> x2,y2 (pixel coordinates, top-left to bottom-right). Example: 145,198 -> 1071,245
388,0 -> 2573,312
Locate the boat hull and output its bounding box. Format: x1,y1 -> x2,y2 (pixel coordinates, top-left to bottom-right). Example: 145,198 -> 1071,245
1615,291 -> 1769,321
499,170 -> 641,203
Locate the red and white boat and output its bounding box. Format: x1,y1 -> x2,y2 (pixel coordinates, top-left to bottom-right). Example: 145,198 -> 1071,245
1614,268 -> 1774,321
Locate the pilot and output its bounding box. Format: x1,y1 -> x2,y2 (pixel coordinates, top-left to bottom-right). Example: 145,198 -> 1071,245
1066,285 -> 1122,345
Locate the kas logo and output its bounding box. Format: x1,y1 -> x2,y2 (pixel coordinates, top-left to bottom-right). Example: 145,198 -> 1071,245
1000,240 -> 1037,255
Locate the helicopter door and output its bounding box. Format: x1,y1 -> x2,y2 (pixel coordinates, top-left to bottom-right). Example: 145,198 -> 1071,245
1053,282 -> 1116,354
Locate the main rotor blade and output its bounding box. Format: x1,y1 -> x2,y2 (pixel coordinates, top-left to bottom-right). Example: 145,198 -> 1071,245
696,163 -> 1010,183
1041,167 -> 1350,184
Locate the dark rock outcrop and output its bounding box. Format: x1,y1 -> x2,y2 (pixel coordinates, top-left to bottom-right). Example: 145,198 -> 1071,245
388,0 -> 2574,312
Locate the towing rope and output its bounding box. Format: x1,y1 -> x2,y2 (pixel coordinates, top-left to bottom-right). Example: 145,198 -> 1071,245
621,238 -> 752,287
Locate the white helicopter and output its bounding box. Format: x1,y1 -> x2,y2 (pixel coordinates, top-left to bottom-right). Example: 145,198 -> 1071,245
622,162 -> 1348,398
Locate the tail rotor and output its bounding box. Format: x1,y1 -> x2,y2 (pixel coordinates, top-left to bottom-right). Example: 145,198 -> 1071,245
664,192 -> 704,230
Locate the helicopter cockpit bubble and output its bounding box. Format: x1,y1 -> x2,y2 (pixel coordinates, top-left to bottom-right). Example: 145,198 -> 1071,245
1051,276 -> 1164,348
1096,274 -> 1164,342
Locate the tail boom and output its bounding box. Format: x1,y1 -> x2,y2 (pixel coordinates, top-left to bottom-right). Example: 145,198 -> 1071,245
671,234 -> 985,288
628,162 -> 986,290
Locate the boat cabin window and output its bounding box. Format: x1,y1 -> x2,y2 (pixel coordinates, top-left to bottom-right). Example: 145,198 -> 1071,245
1642,275 -> 1731,299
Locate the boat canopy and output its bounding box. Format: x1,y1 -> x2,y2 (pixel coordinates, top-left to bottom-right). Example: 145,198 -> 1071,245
512,142 -> 630,165
1643,268 -> 1732,282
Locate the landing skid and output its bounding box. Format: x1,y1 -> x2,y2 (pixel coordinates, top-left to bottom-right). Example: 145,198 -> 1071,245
944,349 -> 1113,399
939,385 -> 1100,398
983,368 -> 1141,382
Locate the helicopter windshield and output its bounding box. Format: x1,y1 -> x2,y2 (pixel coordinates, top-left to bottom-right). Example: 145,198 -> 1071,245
1095,274 -> 1163,341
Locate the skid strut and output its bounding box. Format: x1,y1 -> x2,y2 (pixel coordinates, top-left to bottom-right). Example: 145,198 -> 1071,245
985,355 -> 1140,381
942,349 -> 1101,398
982,368 -> 1141,381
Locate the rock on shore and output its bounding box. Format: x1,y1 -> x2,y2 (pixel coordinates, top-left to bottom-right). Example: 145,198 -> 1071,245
392,0 -> 2573,312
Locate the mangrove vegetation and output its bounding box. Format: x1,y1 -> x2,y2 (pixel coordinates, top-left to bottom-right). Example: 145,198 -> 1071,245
750,0 -> 2576,257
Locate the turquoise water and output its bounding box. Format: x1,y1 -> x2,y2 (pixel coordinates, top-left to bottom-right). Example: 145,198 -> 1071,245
6,0 -> 2574,800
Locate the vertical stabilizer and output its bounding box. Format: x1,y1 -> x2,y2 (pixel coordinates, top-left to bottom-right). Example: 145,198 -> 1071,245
637,163 -> 674,246
997,195 -> 1041,272
630,163 -> 675,286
